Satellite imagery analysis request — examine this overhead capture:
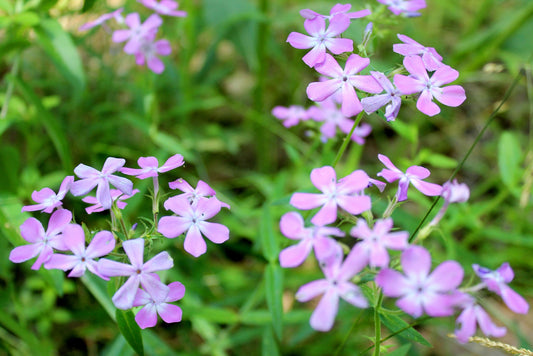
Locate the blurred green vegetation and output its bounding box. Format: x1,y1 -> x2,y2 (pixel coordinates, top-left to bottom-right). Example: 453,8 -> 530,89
0,0 -> 532,355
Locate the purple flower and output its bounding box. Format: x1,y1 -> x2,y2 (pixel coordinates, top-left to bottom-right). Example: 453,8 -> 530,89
70,157 -> 133,210
9,209 -> 71,270
473,263 -> 529,314
376,246 -> 464,317
306,54 -> 382,117
393,34 -> 443,71
287,15 -> 353,68
376,0 -> 426,17
82,189 -> 140,214
361,71 -> 402,121
441,179 -> 470,203
22,176 -> 73,213
377,154 -> 442,202
133,280 -> 185,329
394,56 -> 466,117
300,4 -> 371,20
79,8 -> 124,31
279,212 -> 344,268
112,13 -> 163,54
45,224 -> 115,279
168,178 -> 230,209
139,0 -> 187,17
350,218 -> 409,268
308,97 -> 372,143
272,105 -> 310,128
121,154 -> 184,179
134,37 -> 172,74
290,166 -> 371,226
296,243 -> 368,331
158,197 -> 229,257
97,238 -> 173,310
454,293 -> 506,343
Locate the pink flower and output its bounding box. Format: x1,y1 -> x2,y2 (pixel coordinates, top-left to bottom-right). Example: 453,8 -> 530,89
121,154 -> 184,179
82,189 -> 140,214
361,71 -> 402,121
350,218 -> 409,268
473,263 -> 529,314
112,13 -> 163,54
133,280 -> 185,329
79,8 -> 124,31
306,54 -> 382,117
393,34 -> 443,71
287,15 -> 353,67
290,166 -> 371,226
45,224 -> 115,279
168,178 -> 230,209
376,246 -> 464,317
376,0 -> 426,17
272,105 -> 310,128
158,197 -> 229,257
134,37 -> 172,74
70,157 -> 133,210
97,238 -> 173,310
279,212 -> 344,268
139,0 -> 187,17
9,210 -> 71,270
454,293 -> 506,343
394,55 -> 466,116
296,244 -> 368,331
300,4 -> 371,20
377,154 -> 442,202
441,179 -> 470,203
22,176 -> 73,213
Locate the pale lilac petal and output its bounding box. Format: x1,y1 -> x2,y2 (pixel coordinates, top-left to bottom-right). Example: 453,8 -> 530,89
168,178 -> 194,192
9,244 -> 42,263
73,164 -> 100,179
140,273 -> 170,301
410,179 -> 442,196
198,222 -> 229,244
96,180 -> 112,210
397,178 -> 410,201
397,296 -> 424,317
314,54 -> 343,78
183,225 -> 207,257
307,80 -> 341,102
350,75 -> 383,94
279,241 -> 313,268
279,212 -> 306,239
158,303 -> 182,324
20,218 -> 45,243
167,281 -> 186,301
158,216 -> 191,238
302,44 -> 326,67
417,90 -> 440,116
155,39 -> 172,55
368,244 -> 390,268
135,304 -> 158,328
286,32 -> 314,49
303,16 -> 325,35
310,166 -> 336,192
97,258 -> 136,277
290,192 -> 327,210
138,157 -> 159,169
310,199 -> 338,226
361,94 -> 391,114
402,246 -> 431,280
61,224 -> 85,256
337,170 -> 369,193
326,38 -> 353,55
433,85 -> 466,107
112,29 -> 131,43
476,306 -> 507,337
455,307 -> 477,343
47,209 -> 72,236
423,293 -> 456,317
296,279 -> 329,302
403,55 -> 428,80
336,195 -> 371,215
431,66 -> 459,86
340,84 -> 363,117
31,245 -> 53,270
338,245 -> 368,280
133,288 -> 151,307
310,290 -> 338,332
57,176 -> 74,199
44,254 -> 79,271
102,157 -> 126,174
143,251 -> 173,273
107,175 -> 133,195
326,14 -> 350,36
338,283 -> 368,308
406,166 -> 430,179
376,269 -> 408,297
500,286 -> 529,314
195,197 -> 222,220
159,154 -> 184,172
86,231 -> 115,258
147,57 -> 165,74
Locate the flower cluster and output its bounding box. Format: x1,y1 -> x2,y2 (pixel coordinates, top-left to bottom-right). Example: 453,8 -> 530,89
80,1 -> 187,73
10,154 -> 230,329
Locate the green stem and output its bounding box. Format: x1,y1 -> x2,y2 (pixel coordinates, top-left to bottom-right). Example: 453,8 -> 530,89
410,67 -> 525,242
332,111 -> 365,168
1,54 -> 21,120
373,290 -> 384,356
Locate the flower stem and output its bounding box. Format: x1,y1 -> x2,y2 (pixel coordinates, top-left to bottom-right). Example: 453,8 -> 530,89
332,111 -> 365,168
373,290 -> 384,356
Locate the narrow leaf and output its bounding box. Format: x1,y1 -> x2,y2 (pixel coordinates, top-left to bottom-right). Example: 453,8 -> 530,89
262,326 -> 280,356
379,312 -> 431,347
260,204 -> 278,262
264,264 -> 283,340
115,309 -> 144,356
498,131 -> 523,188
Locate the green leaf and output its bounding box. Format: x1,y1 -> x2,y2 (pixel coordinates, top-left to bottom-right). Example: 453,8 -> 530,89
387,344 -> 411,356
418,149 -> 457,169
11,11 -> 40,27
388,119 -> 418,143
498,131 -> 523,188
81,273 -> 116,320
34,17 -> 86,98
260,204 -> 278,263
115,309 -> 144,356
0,194 -> 28,247
379,312 -> 431,347
181,305 -> 239,324
0,0 -> 13,13
82,0 -> 97,12
261,326 -> 280,356
264,264 -> 283,340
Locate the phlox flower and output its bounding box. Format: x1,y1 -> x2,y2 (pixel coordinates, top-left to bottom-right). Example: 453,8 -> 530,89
429,179 -> 470,227
377,0 -> 426,17
79,8 -> 124,31
45,224 -> 115,279
272,105 -> 310,128
134,36 -> 172,74
350,218 -> 409,268
308,97 -> 372,144
306,54 -> 382,117
296,244 -> 368,331
361,71 -> 402,121
454,293 -> 506,343
82,189 -> 140,214
278,211 -> 344,268
121,154 -> 184,179
112,13 -> 163,54
70,157 -> 133,210
393,34 -> 443,71
473,263 -> 529,314
287,15 -> 353,68
22,176 -> 73,213
158,196 -> 230,257
394,55 -> 466,117
139,0 -> 187,17
9,209 -> 72,270
133,280 -> 185,329
376,246 -> 463,317
377,154 -> 442,202
97,238 -> 173,310
300,4 -> 371,20
290,166 -> 371,226
168,178 -> 230,209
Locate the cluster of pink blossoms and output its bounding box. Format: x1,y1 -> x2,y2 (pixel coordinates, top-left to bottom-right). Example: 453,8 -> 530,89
80,1 -> 187,74
10,154 -> 230,329
280,163 -> 528,341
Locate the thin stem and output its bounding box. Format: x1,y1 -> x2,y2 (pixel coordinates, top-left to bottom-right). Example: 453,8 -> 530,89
372,290 -> 384,356
332,111 -> 365,168
1,54 -> 21,120
410,68 -> 525,242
